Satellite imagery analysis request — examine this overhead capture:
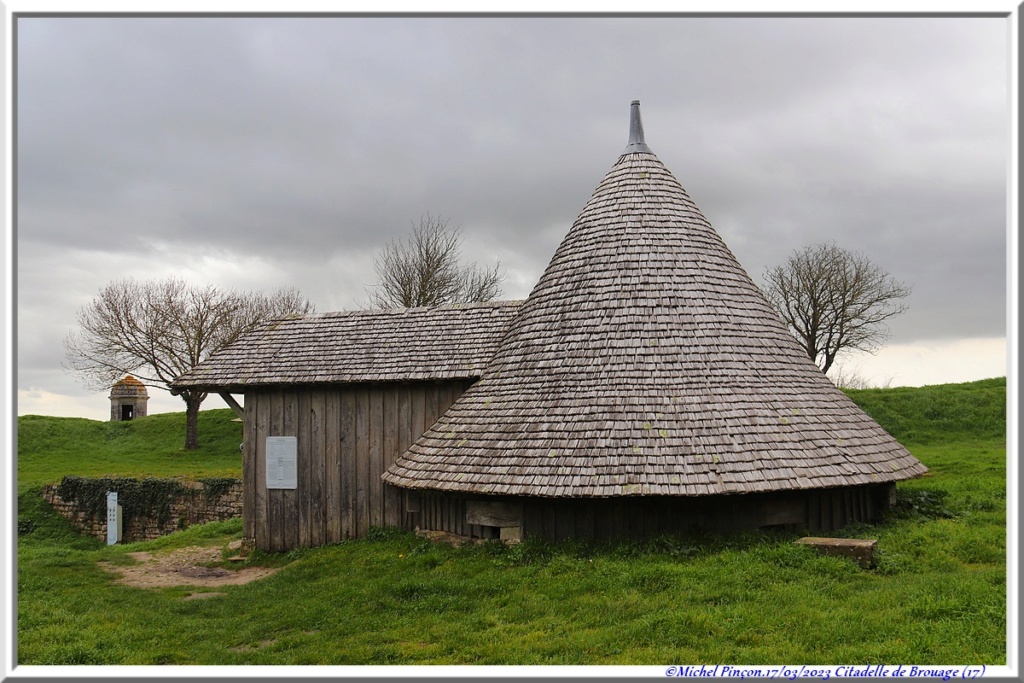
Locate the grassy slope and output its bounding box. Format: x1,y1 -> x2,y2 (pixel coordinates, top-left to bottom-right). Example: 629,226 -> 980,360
845,378 -> 1007,529
17,409 -> 243,491
16,379 -> 1007,665
843,377 -> 1006,444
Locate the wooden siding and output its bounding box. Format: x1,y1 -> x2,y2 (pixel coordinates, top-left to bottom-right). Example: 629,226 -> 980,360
244,381 -> 473,552
413,492 -> 499,540
405,485 -> 893,543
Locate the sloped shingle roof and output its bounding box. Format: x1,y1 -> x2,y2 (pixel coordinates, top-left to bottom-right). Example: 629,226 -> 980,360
172,300 -> 521,391
382,101 -> 927,497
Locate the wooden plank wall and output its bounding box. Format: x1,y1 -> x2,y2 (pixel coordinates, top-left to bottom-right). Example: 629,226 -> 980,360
413,492 -> 499,540
243,380 -> 472,552
407,485 -> 892,543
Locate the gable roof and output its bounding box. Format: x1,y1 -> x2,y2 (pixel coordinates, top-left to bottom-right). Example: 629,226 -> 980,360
171,300 -> 521,391
382,101 -> 927,497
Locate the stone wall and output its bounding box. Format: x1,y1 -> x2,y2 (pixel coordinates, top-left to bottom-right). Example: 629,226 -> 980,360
42,477 -> 242,543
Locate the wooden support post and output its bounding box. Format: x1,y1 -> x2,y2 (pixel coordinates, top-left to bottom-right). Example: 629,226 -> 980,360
219,392 -> 245,420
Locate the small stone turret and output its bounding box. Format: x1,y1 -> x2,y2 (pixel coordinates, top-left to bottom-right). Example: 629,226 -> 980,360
109,375 -> 149,421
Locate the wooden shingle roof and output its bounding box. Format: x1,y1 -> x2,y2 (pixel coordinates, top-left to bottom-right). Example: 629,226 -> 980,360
382,102 -> 927,497
172,300 -> 521,391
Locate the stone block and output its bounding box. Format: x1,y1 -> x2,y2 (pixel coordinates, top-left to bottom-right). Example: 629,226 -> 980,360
796,536 -> 878,569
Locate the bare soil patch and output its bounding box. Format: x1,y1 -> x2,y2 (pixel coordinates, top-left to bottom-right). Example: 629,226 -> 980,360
229,639 -> 277,653
98,545 -> 280,589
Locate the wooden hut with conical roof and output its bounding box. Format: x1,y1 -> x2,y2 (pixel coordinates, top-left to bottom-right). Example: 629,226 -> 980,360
174,101 -> 925,551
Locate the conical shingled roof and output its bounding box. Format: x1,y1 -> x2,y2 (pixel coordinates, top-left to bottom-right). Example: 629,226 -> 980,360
383,102 -> 926,498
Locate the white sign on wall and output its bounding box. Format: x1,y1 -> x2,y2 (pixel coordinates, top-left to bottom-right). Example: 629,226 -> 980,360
266,436 -> 298,489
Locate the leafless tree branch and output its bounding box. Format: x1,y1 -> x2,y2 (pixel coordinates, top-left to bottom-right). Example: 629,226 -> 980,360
366,214 -> 505,309
64,277 -> 314,449
762,242 -> 911,374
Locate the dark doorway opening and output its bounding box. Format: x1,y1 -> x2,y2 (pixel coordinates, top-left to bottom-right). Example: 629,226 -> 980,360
121,405 -> 134,421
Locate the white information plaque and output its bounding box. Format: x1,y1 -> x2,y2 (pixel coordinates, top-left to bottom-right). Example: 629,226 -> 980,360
266,436 -> 298,489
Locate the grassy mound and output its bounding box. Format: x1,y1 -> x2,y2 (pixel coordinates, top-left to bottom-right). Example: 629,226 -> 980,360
844,377 -> 1005,444
17,408 -> 243,490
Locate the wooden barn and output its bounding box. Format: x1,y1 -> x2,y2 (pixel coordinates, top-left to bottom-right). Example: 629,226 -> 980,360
172,302 -> 519,550
173,101 -> 926,551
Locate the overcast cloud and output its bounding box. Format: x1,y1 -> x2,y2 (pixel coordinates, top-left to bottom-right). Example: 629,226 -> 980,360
13,14 -> 1010,420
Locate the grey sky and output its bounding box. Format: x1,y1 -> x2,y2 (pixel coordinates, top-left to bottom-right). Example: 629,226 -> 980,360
14,15 -> 1010,419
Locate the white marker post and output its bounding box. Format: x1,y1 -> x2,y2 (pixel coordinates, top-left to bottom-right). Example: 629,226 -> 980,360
106,491 -> 122,545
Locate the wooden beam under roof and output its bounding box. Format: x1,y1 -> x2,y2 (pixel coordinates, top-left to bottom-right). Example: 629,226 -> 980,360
219,392 -> 245,420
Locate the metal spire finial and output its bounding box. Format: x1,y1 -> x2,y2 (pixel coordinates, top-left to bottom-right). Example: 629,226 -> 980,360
622,99 -> 652,154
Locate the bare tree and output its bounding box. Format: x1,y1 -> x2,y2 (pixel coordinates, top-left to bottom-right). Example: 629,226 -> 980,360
64,277 -> 315,449
829,363 -> 895,390
762,242 -> 911,374
367,215 -> 504,308
828,364 -> 873,390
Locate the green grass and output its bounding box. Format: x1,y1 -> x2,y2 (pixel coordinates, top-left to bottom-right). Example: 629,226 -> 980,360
843,377 -> 1006,444
16,379 -> 1007,665
16,409 -> 243,491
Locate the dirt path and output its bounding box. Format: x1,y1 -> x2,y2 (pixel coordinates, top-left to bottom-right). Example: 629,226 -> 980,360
98,544 -> 280,592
